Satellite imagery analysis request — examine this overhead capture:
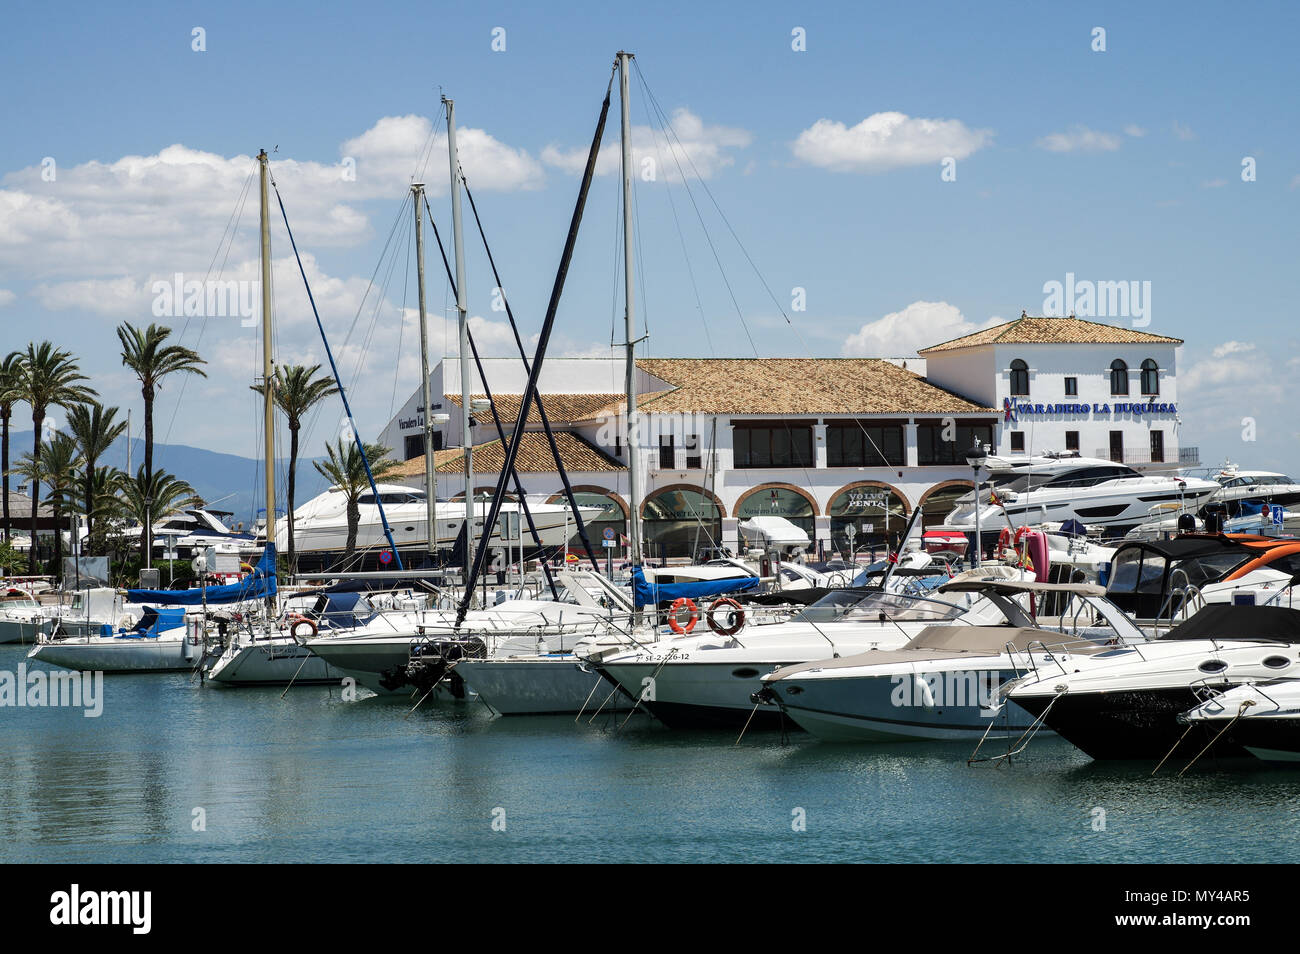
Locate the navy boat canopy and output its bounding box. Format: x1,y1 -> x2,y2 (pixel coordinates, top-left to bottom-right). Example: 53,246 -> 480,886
126,545 -> 278,606
631,566 -> 759,608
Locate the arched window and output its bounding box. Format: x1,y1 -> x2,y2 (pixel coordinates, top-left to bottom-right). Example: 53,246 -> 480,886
828,484 -> 910,557
1110,359 -> 1129,396
1009,359 -> 1029,396
642,487 -> 723,560
1140,358 -> 1159,396
736,486 -> 816,544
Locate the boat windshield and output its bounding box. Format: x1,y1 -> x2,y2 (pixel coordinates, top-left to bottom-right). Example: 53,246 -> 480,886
791,590 -> 965,624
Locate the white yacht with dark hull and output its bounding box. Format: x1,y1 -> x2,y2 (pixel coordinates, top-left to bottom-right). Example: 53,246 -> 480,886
1006,603 -> 1300,760
279,483 -> 601,558
941,455 -> 1219,537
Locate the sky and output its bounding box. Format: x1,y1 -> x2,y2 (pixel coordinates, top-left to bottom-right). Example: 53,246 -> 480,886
2,0 -> 1298,477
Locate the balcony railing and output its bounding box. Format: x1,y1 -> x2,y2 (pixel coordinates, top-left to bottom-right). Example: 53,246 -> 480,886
1094,446 -> 1199,466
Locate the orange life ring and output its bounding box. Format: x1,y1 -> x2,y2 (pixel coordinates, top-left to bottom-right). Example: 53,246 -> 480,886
287,614 -> 318,639
667,597 -> 699,635
706,597 -> 745,636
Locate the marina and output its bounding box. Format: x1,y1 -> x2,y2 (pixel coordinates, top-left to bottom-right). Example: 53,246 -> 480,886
2,3 -> 1297,916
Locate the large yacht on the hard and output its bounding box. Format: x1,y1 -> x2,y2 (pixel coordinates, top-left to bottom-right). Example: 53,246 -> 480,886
940,452 -> 1219,537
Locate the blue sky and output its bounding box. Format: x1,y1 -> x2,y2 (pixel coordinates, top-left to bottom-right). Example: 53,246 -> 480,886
2,0 -> 1298,476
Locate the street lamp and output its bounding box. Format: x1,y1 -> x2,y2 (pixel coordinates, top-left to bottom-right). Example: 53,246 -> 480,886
965,443 -> 988,568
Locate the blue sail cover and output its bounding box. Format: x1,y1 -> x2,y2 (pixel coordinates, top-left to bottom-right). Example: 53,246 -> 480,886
631,566 -> 760,609
126,545 -> 278,606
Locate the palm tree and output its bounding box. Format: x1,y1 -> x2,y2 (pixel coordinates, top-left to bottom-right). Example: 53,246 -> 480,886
0,352 -> 23,543
65,402 -> 127,541
118,466 -> 201,561
117,322 -> 207,561
312,440 -> 399,558
251,364 -> 339,573
68,465 -> 129,557
14,343 -> 96,573
13,433 -> 82,581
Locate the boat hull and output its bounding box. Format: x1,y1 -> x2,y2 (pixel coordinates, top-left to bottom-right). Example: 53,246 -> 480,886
1014,685 -> 1250,760
28,636 -> 205,673
207,640 -> 344,686
772,670 -> 1040,742
455,656 -> 631,715
596,660 -> 790,729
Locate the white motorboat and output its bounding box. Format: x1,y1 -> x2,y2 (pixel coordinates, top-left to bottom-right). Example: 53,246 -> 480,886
1179,679 -> 1300,763
279,483 -> 602,556
204,587 -> 427,686
588,568 -> 1030,730
757,580 -> 1144,742
1007,602 -> 1300,760
940,455 -> 1219,536
106,507 -> 256,560
0,587 -> 46,644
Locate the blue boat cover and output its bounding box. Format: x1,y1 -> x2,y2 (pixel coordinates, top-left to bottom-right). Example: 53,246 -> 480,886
126,545 -> 277,605
113,606 -> 187,639
631,566 -> 759,608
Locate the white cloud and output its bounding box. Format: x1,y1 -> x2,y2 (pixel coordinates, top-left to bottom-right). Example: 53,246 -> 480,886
840,301 -> 1006,357
1035,126 -> 1122,153
1201,178 -> 1227,189
791,112 -> 992,173
0,117 -> 540,285
541,108 -> 751,181
1211,340 -> 1255,359
1172,120 -> 1196,141
1123,124 -> 1147,138
0,288 -> 15,307
341,115 -> 545,196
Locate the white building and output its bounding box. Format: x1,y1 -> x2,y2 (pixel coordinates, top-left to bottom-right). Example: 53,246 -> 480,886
377,315 -> 1192,560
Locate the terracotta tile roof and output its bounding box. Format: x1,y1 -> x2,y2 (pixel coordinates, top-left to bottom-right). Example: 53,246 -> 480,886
388,431 -> 625,478
918,315 -> 1183,353
630,357 -> 993,414
444,392 -> 624,425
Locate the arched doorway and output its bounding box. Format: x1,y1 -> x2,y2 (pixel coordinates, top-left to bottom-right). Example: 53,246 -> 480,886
734,484 -> 817,548
918,480 -> 974,528
641,485 -> 725,561
827,481 -> 910,559
546,487 -> 628,554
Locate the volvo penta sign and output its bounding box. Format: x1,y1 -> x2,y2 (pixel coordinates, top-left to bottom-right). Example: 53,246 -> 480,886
1004,397 -> 1176,420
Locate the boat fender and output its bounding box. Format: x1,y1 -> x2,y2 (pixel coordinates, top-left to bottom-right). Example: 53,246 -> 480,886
287,615 -> 318,639
668,597 -> 699,635
705,597 -> 745,636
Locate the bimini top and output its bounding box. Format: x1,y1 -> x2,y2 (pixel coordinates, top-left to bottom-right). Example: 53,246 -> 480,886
938,578 -> 1106,597
1112,534 -> 1259,562
1161,604 -> 1300,643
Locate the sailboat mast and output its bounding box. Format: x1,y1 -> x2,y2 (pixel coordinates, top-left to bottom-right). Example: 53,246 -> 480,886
443,96 -> 474,593
257,149 -> 277,591
617,52 -> 641,569
412,183 -> 437,560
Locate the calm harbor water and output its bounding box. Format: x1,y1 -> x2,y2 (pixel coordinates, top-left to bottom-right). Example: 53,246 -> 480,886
3,643 -> 1299,864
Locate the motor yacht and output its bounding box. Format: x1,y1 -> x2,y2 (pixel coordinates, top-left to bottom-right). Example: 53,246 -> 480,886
280,483 -> 602,556
940,455 -> 1219,537
1179,679 -> 1300,763
587,567 -> 1029,729
756,579 -> 1144,742
1006,603 -> 1300,759
0,587 -> 46,644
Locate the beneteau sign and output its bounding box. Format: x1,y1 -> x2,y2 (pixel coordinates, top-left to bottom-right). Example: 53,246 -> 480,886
1005,398 -> 1177,419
